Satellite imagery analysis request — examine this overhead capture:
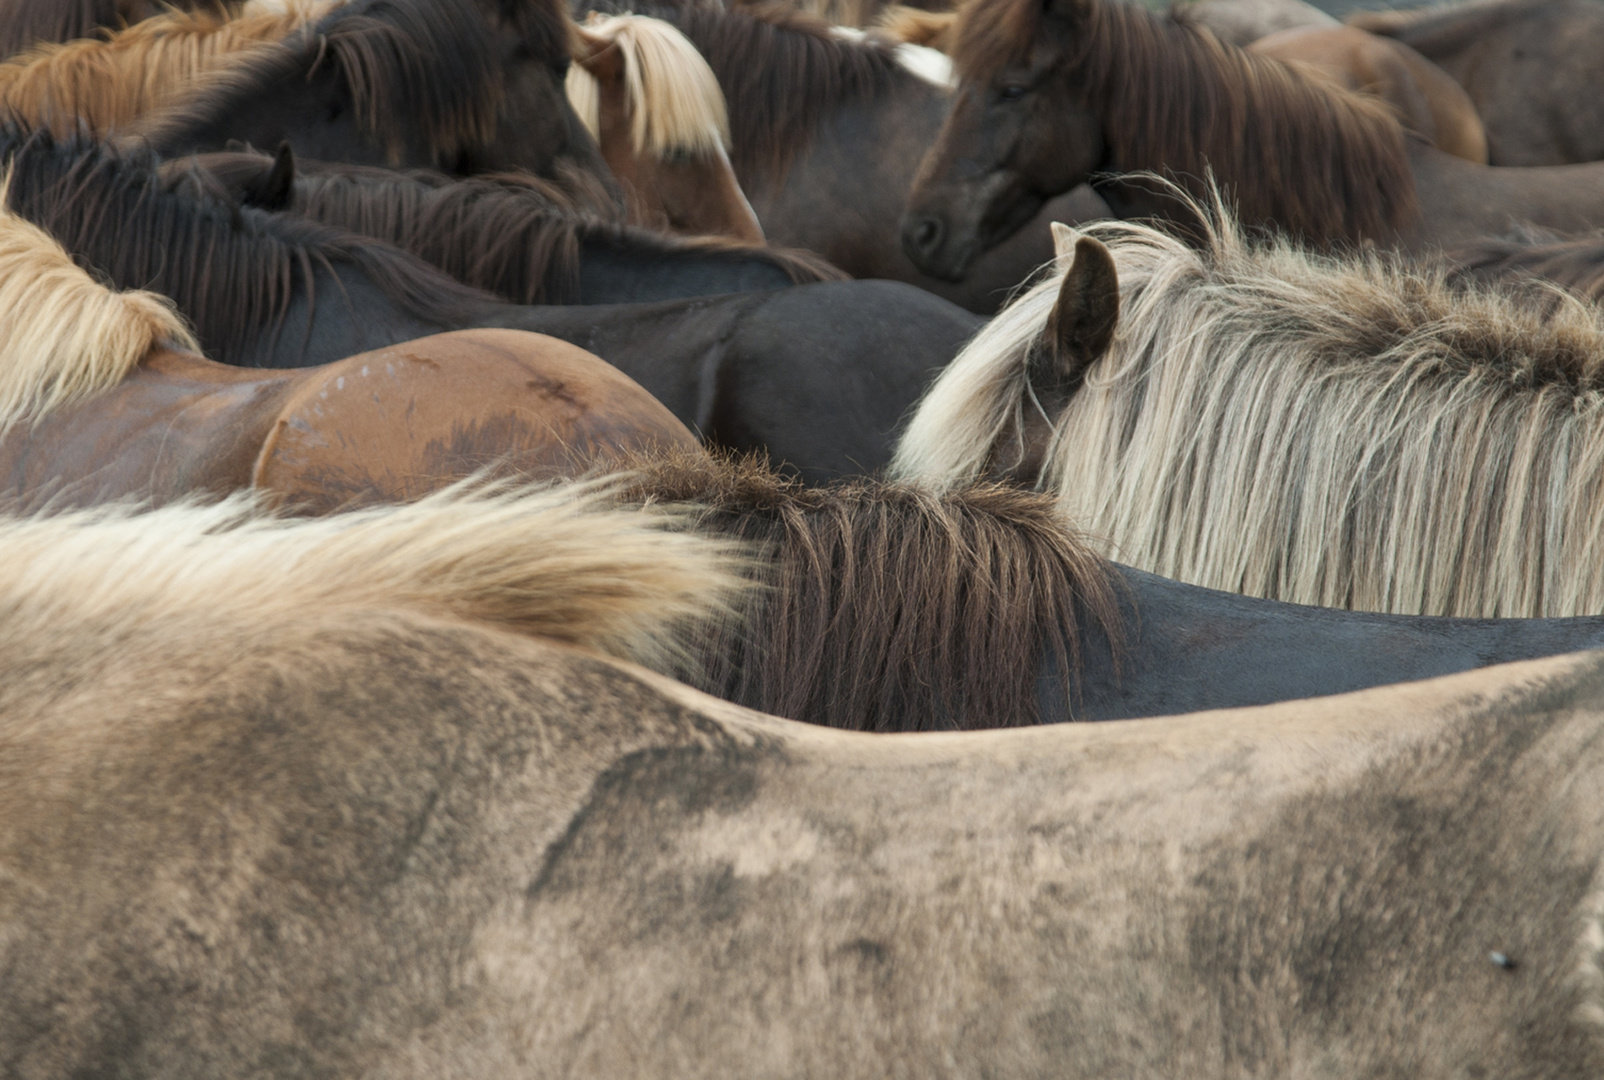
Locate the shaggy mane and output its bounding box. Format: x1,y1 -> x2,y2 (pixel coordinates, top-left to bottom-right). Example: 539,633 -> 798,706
0,476 -> 751,672
0,128 -> 494,365
0,1 -> 328,135
953,0 -> 1418,245
621,452 -> 1123,731
135,0 -> 507,167
660,4 -> 907,185
893,191 -> 1604,617
569,13 -> 729,158
0,173 -> 195,430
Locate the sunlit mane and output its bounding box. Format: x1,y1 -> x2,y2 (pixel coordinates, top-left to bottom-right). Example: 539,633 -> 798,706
568,13 -> 729,159
894,191 -> 1604,618
0,477 -> 751,673
953,0 -> 1418,244
0,171 -> 195,432
0,1 -> 330,136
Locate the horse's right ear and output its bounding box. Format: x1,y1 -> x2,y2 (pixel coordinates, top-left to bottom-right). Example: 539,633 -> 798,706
1033,235 -> 1119,399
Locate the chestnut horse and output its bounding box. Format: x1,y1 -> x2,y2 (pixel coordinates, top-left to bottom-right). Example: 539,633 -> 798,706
901,0 -> 1604,278
569,13 -> 764,242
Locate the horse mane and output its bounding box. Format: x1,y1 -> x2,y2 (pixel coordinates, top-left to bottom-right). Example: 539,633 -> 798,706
953,0 -> 1418,245
0,128 -> 495,365
0,0 -> 196,60
1447,234 -> 1604,307
0,1 -> 329,135
569,13 -> 729,158
873,5 -> 956,52
619,451 -> 1123,731
166,153 -> 842,303
135,0 -> 507,166
0,476 -> 750,672
0,172 -> 195,431
660,4 -> 908,185
896,190 -> 1604,617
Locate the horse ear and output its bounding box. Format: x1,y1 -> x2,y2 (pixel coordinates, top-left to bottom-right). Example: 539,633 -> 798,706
575,31 -> 623,81
242,142 -> 296,211
1033,235 -> 1119,399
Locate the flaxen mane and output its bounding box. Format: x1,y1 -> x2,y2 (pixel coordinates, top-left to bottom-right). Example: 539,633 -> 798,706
568,14 -> 729,158
0,172 -> 194,430
621,452 -> 1122,730
0,129 -> 494,364
0,476 -> 750,672
646,4 -> 907,184
893,193 -> 1604,618
954,0 -> 1418,244
161,156 -> 842,303
135,0 -> 507,166
0,1 -> 329,135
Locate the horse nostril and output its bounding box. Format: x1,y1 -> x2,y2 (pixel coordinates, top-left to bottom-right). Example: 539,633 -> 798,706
911,217 -> 943,255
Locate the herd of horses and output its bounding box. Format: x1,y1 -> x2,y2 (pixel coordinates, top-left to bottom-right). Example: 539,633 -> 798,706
8,0 -> 1604,1072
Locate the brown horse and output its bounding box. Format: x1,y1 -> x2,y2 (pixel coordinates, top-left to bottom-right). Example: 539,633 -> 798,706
1248,24 -> 1487,164
1351,0 -> 1604,167
1446,232 -> 1604,308
570,13 -> 764,242
0,1 -> 328,135
7,481 -> 1604,1076
901,0 -> 1604,278
0,182 -> 697,511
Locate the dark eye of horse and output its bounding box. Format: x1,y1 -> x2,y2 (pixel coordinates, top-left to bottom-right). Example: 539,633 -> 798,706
998,84 -> 1028,103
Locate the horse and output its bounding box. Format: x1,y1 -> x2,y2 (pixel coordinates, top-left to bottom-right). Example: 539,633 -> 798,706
7,128 -> 977,481
627,450 -> 1604,728
1247,24 -> 1488,164
569,13 -> 764,242
1180,0 -> 1335,46
899,0 -> 1604,280
131,0 -> 612,187
7,485 -> 1604,1075
0,0 -> 226,58
892,203 -> 1604,619
1351,0 -> 1604,167
159,148 -> 845,305
1447,233 -> 1604,309
0,0 -> 328,135
586,0 -> 1109,314
0,191 -> 700,511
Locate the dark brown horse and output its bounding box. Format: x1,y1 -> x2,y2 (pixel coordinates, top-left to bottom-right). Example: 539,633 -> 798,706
901,0 -> 1604,278
1351,0 -> 1604,167
159,148 -> 845,304
4,330 -> 699,514
133,0 -> 612,187
586,0 -> 1108,314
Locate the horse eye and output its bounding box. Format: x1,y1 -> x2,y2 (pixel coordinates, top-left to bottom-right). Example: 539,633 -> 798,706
998,84 -> 1028,102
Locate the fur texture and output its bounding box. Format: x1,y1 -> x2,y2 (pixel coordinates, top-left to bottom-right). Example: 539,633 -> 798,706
568,13 -> 729,158
0,171 -> 195,430
894,193 -> 1604,617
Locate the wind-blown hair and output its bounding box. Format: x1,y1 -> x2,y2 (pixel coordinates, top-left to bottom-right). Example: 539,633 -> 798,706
0,475 -> 751,673
0,172 -> 195,431
893,192 -> 1604,618
621,452 -> 1122,730
0,128 -> 494,366
0,1 -> 329,135
568,13 -> 729,158
952,0 -> 1418,245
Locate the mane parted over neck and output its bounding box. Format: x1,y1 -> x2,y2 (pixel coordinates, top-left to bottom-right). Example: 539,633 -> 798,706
955,0 -> 1420,245
622,453 -> 1124,731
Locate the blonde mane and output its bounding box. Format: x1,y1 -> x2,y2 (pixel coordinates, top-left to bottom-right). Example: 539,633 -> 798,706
567,13 -> 730,159
0,174 -> 196,432
0,477 -> 751,676
0,1 -> 331,136
893,192 -> 1604,618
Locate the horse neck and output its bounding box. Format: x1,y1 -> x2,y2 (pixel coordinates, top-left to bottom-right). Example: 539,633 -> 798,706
242,260 -> 459,369
1401,142 -> 1604,254
572,239 -> 795,303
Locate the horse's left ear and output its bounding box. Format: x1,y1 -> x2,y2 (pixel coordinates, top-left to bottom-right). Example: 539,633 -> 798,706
1034,235 -> 1119,399
242,142 -> 296,211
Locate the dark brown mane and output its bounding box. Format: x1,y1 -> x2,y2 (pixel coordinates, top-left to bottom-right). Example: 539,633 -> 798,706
1,127 -> 494,365
646,4 -> 910,186
1447,234 -> 1604,307
955,0 -> 1419,245
135,0 -> 505,166
623,452 -> 1124,731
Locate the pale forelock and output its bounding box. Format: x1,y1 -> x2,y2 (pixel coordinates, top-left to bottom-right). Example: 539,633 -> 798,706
0,171 -> 196,432
0,476 -> 754,675
576,13 -> 729,158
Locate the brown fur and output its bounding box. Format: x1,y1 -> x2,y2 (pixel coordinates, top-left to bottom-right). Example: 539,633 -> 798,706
1447,234 -> 1604,308
0,0 -> 213,59
669,5 -> 905,181
953,0 -> 1419,245
875,4 -> 956,49
618,452 -> 1122,730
